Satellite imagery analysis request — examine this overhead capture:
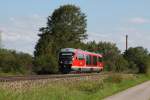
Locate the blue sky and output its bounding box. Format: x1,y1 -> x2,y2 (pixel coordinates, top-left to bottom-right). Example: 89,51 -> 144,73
0,0 -> 150,54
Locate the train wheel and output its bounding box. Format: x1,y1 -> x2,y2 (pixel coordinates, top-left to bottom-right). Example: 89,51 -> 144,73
97,69 -> 102,73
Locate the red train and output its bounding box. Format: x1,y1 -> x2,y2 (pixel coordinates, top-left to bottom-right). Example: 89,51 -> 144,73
59,48 -> 104,73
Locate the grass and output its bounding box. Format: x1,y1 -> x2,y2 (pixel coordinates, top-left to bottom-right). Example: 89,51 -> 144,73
0,72 -> 23,76
0,73 -> 149,100
0,71 -> 30,76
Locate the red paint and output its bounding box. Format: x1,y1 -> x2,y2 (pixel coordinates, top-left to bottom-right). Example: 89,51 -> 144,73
69,48 -> 104,70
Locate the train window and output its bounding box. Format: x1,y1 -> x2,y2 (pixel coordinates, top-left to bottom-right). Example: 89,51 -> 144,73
86,55 -> 91,65
93,56 -> 97,65
99,57 -> 102,62
61,53 -> 73,56
77,53 -> 84,60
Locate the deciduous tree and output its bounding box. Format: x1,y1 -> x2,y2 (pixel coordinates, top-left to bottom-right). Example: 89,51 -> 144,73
34,4 -> 87,74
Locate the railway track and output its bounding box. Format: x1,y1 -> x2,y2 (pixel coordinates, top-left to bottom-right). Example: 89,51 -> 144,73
0,72 -> 107,82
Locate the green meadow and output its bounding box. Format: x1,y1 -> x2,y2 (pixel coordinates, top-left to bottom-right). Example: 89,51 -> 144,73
0,74 -> 149,100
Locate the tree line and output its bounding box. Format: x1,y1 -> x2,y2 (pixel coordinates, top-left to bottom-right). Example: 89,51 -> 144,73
0,49 -> 32,75
0,4 -> 150,75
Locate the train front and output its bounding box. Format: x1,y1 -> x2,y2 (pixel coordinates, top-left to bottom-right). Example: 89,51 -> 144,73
59,48 -> 75,74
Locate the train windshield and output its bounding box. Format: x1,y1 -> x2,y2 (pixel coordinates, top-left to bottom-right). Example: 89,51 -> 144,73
59,52 -> 74,60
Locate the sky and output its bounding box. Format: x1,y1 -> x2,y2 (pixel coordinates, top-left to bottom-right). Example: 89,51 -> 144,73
0,0 -> 150,55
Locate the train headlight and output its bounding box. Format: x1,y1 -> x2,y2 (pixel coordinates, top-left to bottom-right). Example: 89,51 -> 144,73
72,57 -> 74,60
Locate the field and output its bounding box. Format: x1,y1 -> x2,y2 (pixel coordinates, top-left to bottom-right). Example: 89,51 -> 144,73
0,74 -> 149,100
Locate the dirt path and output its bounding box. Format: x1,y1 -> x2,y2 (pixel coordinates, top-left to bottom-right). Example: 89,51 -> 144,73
104,81 -> 150,100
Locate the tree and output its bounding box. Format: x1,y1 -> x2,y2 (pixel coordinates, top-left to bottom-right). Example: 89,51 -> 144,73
124,47 -> 150,73
34,4 -> 87,74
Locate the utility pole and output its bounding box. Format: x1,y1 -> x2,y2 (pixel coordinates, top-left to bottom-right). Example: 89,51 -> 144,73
126,34 -> 128,51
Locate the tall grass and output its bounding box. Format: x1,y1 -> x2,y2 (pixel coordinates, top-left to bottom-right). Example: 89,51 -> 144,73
0,74 -> 149,100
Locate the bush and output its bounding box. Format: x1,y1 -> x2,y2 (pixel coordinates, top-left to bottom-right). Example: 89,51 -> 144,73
0,49 -> 33,74
104,55 -> 129,72
33,54 -> 58,74
75,80 -> 104,93
115,56 -> 129,72
127,61 -> 138,73
139,57 -> 150,74
104,74 -> 123,83
124,47 -> 150,74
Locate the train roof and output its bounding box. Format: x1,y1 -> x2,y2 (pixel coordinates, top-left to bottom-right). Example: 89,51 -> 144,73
60,48 -> 103,57
60,48 -> 75,52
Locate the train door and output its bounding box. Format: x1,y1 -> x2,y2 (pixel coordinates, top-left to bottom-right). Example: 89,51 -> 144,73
85,55 -> 91,66
98,56 -> 104,68
92,56 -> 98,67
87,55 -> 98,72
77,53 -> 85,67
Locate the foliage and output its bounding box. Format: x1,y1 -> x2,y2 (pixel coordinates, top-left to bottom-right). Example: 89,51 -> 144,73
113,55 -> 129,72
124,47 -> 150,74
33,54 -> 58,74
0,49 -> 33,74
34,4 -> 87,74
104,74 -> 123,83
75,80 -> 104,93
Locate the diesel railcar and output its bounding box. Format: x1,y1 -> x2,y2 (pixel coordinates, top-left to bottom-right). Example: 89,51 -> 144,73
59,48 -> 104,74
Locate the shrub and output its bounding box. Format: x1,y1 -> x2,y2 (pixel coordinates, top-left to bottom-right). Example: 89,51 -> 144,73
33,54 -> 58,74
104,55 -> 129,72
124,47 -> 150,74
75,80 -> 104,93
0,49 -> 33,74
142,57 -> 150,75
104,74 -> 123,83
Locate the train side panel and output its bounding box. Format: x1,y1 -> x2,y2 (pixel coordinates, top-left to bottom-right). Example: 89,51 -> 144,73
71,50 -> 104,72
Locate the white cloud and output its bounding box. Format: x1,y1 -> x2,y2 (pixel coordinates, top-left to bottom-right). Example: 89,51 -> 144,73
1,15 -> 150,54
116,27 -> 150,51
87,32 -> 127,51
129,17 -> 150,24
9,17 -> 15,22
87,26 -> 150,52
0,14 -> 46,55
